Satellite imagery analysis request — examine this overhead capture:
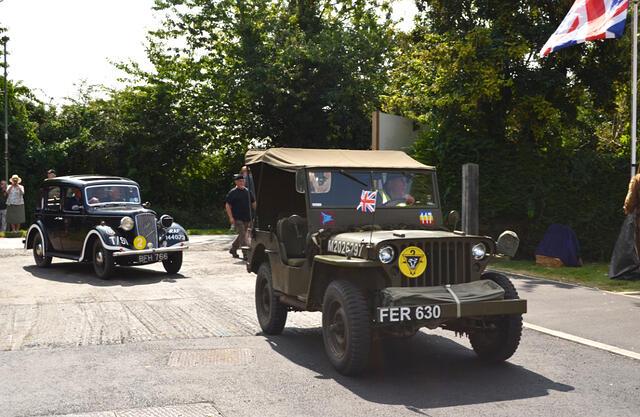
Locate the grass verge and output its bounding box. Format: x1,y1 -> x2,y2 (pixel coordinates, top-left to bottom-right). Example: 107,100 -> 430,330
0,230 -> 26,238
490,258 -> 640,293
187,228 -> 233,235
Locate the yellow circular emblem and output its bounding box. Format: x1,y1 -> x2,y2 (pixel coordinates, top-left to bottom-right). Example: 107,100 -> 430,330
133,236 -> 147,250
398,246 -> 427,278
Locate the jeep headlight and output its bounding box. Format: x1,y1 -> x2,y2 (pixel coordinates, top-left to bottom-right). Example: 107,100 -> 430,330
120,216 -> 134,231
378,245 -> 395,264
472,243 -> 486,260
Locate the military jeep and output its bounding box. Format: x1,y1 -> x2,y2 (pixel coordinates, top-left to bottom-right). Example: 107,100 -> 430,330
245,148 -> 526,375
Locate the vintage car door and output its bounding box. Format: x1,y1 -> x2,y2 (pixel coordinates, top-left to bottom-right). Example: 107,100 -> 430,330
41,185 -> 64,251
60,186 -> 86,253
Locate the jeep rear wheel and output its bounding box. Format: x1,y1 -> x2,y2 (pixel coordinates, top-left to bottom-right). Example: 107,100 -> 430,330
92,239 -> 114,280
32,233 -> 52,267
255,262 -> 287,334
469,272 -> 522,362
322,280 -> 371,376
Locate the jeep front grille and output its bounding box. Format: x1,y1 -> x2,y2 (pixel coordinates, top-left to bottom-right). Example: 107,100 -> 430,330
398,241 -> 472,287
135,213 -> 158,248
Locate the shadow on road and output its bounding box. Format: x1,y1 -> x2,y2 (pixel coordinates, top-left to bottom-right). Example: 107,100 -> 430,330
501,272 -> 578,292
23,263 -> 188,287
265,329 -> 573,410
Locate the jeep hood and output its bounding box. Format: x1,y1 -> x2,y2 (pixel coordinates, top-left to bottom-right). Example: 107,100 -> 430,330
327,230 -> 481,247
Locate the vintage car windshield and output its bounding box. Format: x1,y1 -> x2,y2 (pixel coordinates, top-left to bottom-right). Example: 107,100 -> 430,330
85,185 -> 141,207
308,170 -> 437,208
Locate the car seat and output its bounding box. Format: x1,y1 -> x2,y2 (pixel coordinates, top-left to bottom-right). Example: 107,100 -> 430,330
276,214 -> 308,267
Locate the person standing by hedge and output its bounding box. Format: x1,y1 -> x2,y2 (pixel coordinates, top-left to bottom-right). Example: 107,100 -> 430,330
0,180 -> 7,232
6,174 -> 25,233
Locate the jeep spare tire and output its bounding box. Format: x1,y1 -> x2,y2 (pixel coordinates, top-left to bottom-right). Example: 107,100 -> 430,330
322,280 -> 371,375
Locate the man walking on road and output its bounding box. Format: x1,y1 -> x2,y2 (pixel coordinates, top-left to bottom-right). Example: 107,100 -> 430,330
225,174 -> 256,259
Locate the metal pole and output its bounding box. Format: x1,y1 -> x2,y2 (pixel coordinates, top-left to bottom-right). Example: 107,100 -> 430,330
2,36 -> 8,182
632,1 -> 638,178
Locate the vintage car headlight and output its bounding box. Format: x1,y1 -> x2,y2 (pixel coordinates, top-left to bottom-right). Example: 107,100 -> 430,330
159,214 -> 173,228
120,216 -> 134,231
472,243 -> 487,260
378,245 -> 395,264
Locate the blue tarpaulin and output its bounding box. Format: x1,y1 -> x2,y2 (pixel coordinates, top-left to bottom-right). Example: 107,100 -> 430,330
534,224 -> 582,267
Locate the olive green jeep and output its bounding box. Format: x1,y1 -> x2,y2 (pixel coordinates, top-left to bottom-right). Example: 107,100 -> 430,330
245,148 -> 526,375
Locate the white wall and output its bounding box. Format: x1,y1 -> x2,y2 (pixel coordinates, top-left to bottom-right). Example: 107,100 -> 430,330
372,111 -> 418,152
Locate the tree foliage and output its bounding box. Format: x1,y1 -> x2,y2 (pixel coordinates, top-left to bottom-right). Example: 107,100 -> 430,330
383,0 -> 632,260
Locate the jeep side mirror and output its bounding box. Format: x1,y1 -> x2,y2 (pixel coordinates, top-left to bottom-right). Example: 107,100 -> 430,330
446,210 -> 460,231
295,169 -> 306,194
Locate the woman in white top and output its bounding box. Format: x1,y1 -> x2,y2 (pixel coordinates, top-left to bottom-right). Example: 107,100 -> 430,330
6,174 -> 25,233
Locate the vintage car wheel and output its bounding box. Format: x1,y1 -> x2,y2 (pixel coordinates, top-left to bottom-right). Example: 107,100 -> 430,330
92,239 -> 114,280
255,262 -> 288,335
322,280 -> 371,375
468,272 -> 523,362
32,233 -> 52,267
162,252 -> 183,274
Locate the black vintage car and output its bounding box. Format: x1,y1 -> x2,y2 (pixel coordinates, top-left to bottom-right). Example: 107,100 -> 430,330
24,175 -> 189,279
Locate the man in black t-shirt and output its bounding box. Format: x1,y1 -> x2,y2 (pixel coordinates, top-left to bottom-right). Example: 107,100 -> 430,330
225,174 -> 256,258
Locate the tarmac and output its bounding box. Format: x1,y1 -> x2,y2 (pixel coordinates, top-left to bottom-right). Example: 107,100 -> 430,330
2,234 -> 639,360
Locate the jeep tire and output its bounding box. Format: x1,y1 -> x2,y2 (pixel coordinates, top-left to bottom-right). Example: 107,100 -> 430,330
322,280 -> 371,375
469,272 -> 523,362
162,252 -> 183,274
92,239 -> 114,280
32,233 -> 52,267
255,262 -> 288,334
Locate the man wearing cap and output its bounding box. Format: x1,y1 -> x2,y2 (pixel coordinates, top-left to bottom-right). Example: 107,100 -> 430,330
47,169 -> 56,179
225,174 -> 256,259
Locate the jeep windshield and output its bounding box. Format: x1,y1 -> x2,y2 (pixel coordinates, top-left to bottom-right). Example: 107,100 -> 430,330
308,170 -> 437,208
85,185 -> 142,207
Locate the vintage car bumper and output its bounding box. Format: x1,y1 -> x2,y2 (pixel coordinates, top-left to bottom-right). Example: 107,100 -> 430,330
112,242 -> 189,257
375,281 -> 527,323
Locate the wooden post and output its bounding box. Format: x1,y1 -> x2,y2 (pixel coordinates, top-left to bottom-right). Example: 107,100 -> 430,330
462,163 -> 479,235
371,111 -> 380,150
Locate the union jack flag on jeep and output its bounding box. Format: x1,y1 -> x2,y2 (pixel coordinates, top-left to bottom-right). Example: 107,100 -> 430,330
356,190 -> 377,213
540,0 -> 628,57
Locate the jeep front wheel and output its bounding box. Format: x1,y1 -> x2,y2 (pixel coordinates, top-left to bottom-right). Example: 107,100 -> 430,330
255,262 -> 287,334
468,272 -> 523,362
322,280 -> 371,375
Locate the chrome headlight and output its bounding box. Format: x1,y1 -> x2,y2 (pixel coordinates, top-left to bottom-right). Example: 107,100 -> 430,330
472,243 -> 486,260
159,214 -> 173,228
120,216 -> 134,231
378,245 -> 395,264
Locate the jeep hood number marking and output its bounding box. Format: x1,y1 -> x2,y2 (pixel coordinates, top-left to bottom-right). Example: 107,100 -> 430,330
327,239 -> 364,257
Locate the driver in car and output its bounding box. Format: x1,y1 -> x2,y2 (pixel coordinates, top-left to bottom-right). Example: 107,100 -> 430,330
380,173 -> 415,206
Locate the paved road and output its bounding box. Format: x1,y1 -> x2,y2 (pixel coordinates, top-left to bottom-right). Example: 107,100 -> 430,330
1,238 -> 639,417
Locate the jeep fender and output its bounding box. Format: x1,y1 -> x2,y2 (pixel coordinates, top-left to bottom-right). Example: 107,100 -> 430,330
306,256 -> 387,310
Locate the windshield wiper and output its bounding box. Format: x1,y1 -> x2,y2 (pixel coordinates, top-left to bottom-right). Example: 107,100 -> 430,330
339,170 -> 369,188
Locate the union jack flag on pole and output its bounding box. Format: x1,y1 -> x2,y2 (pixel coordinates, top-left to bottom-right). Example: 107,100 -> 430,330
539,0 -> 629,57
356,190 -> 377,213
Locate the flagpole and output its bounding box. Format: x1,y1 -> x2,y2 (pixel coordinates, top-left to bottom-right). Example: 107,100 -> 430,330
632,0 -> 638,178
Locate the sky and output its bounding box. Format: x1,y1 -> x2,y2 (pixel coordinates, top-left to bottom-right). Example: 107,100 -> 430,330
0,0 -> 417,104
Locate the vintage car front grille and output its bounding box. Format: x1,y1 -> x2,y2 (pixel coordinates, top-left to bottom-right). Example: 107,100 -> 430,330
398,241 -> 472,287
135,213 -> 158,248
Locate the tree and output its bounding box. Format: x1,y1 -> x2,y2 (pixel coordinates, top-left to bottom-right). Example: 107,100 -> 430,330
124,0 -> 395,151
384,1 -> 631,260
